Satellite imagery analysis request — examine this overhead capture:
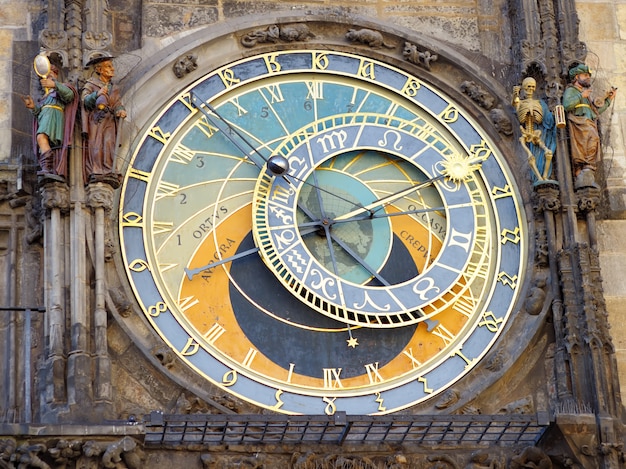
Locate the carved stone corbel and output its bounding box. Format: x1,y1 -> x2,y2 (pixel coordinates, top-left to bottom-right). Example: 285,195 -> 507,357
556,412 -> 599,469
240,24 -> 313,48
41,181 -> 70,214
576,186 -> 601,213
173,54 -> 198,79
402,42 -> 438,70
533,184 -> 561,214
460,81 -> 496,110
345,28 -> 395,49
86,182 -> 115,213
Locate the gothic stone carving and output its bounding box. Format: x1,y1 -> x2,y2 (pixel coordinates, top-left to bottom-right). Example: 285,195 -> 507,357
460,81 -> 496,110
240,24 -> 314,48
0,437 -> 144,469
402,42 -> 438,70
173,54 -> 198,79
576,187 -> 601,212
345,28 -> 395,49
488,108 -> 514,136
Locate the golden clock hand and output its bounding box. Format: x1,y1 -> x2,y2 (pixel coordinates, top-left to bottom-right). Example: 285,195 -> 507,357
311,167 -> 330,215
331,205 -> 447,225
328,231 -> 388,285
333,174 -> 446,222
192,94 -> 379,210
184,246 -> 260,280
192,93 -> 381,212
190,92 -> 269,172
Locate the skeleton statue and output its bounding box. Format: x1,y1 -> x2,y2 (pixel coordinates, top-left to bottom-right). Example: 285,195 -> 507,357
512,77 -> 557,182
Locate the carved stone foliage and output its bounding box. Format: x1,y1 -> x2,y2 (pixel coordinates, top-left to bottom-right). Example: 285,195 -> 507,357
40,181 -> 70,213
532,227 -> 549,268
86,182 -> 116,212
201,453 -> 266,469
485,349 -> 505,372
488,108 -> 513,136
521,39 -> 546,75
83,31 -> 113,51
533,184 -> 561,214
0,436 -> 144,469
402,41 -> 438,70
509,446 -> 552,468
576,186 -> 601,213
345,28 -> 395,49
290,452 -> 409,469
435,389 -> 460,409
153,346 -> 176,369
39,30 -> 68,51
240,23 -> 314,48
460,81 -> 496,110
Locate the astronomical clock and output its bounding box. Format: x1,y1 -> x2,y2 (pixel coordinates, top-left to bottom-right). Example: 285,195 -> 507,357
118,50 -> 526,415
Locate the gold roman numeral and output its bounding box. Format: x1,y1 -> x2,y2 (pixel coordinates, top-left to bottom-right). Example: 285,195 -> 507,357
178,295 -> 199,313
156,181 -> 180,200
242,348 -> 258,368
195,116 -> 218,139
148,126 -> 171,144
152,221 -> 174,234
204,323 -> 226,344
128,168 -> 151,182
431,324 -> 455,346
169,144 -> 196,165
364,362 -> 384,384
323,368 -> 344,389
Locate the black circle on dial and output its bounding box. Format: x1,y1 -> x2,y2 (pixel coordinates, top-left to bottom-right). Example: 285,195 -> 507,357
229,232 -> 419,379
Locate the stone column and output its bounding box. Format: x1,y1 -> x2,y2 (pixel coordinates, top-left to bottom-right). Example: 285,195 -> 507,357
66,192 -> 91,412
82,0 -> 113,66
40,181 -> 70,407
535,184 -> 573,404
87,182 -> 114,405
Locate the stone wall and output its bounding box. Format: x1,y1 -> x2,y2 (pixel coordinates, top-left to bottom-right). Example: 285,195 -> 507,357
0,0 -> 41,163
576,0 -> 626,400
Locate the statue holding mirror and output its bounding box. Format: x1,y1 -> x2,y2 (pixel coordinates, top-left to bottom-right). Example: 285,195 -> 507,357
20,53 -> 78,179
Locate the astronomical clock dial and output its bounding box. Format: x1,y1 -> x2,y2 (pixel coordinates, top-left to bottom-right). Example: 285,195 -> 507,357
119,50 -> 526,415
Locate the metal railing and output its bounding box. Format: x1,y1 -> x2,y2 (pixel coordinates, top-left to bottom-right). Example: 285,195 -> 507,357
144,412 -> 549,447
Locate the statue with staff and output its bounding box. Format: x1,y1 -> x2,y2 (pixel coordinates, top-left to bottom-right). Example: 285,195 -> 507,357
81,54 -> 127,185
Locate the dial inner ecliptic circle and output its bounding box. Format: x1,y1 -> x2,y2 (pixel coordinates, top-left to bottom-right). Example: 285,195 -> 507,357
299,167 -> 393,284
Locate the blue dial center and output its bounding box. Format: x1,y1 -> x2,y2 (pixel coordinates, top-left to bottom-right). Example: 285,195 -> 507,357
299,163 -> 393,284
